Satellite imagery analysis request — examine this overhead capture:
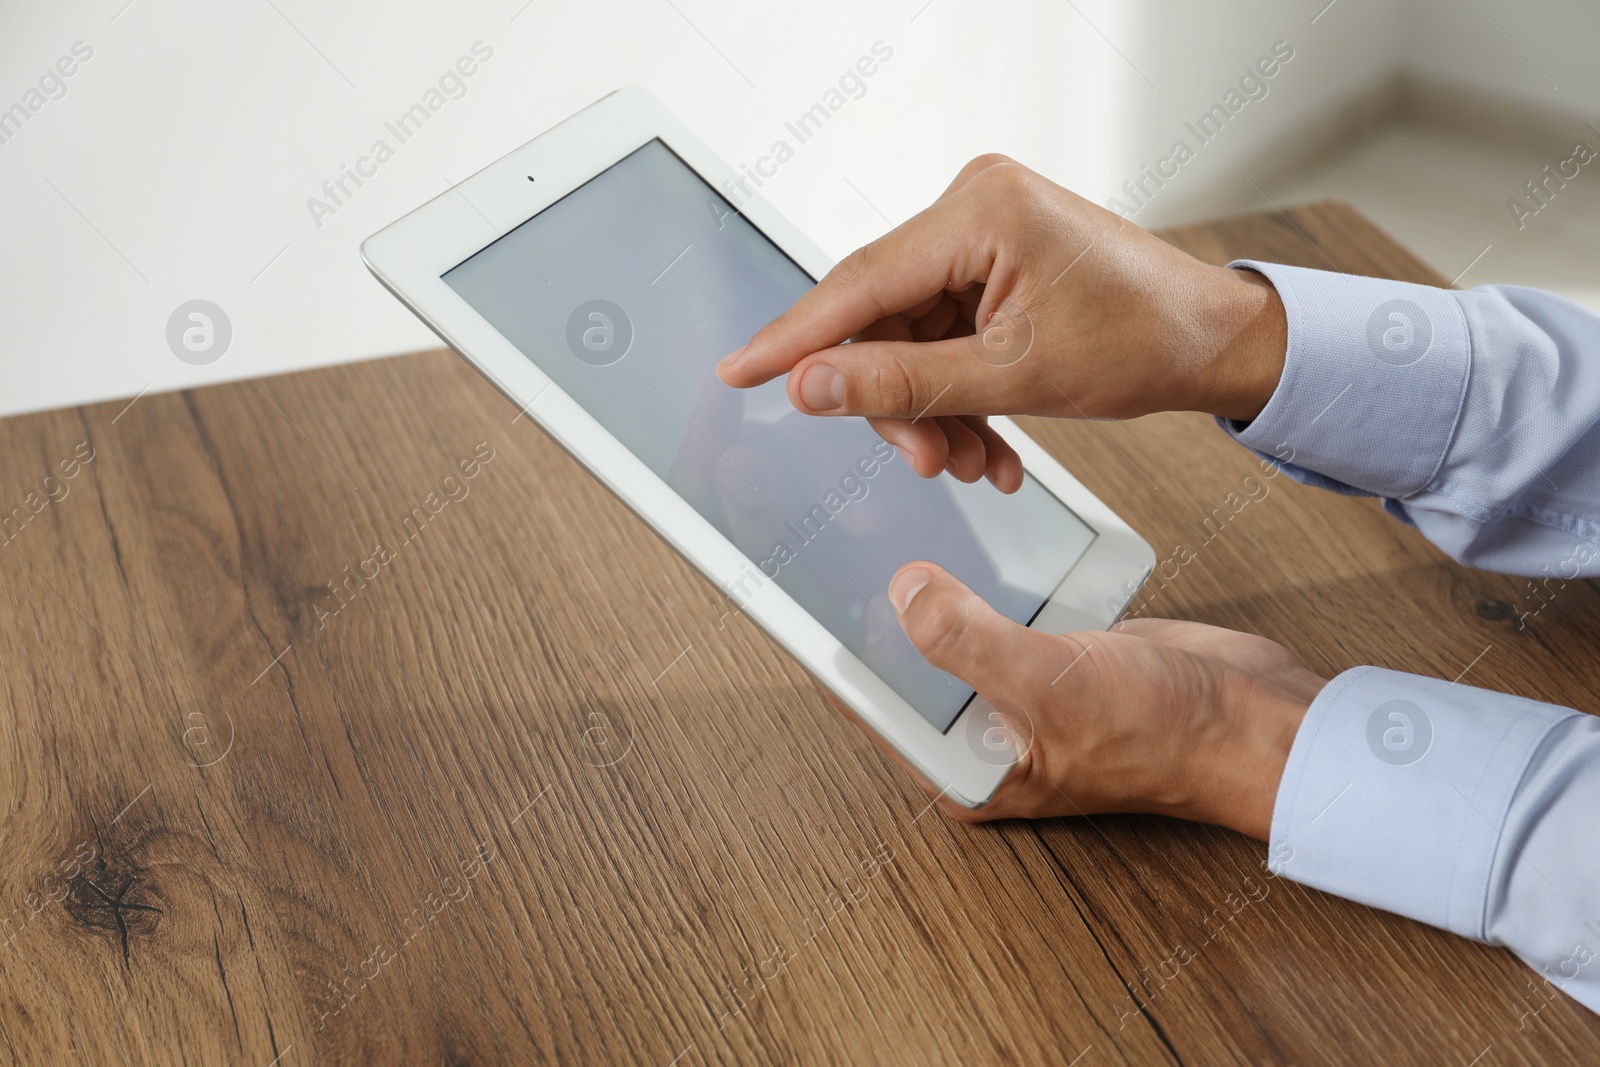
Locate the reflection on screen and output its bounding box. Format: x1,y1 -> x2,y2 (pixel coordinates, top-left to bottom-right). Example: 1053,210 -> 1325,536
442,139 -> 1095,731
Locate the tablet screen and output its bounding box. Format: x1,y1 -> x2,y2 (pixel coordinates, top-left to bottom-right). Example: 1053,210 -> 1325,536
443,139 -> 1095,731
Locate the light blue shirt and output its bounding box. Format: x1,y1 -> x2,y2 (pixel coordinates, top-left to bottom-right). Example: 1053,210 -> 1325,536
1222,260 -> 1600,1019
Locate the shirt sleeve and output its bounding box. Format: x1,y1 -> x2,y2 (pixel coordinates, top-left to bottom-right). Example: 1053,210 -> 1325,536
1270,667 -> 1600,1018
1221,261 -> 1600,580
1220,264 -> 1600,1017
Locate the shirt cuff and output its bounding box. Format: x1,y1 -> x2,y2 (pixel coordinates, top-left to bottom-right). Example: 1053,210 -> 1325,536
1220,261 -> 1473,500
1268,666 -> 1578,939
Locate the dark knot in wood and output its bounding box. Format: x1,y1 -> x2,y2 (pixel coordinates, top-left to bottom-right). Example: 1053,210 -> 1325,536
1474,598 -> 1512,622
64,871 -> 164,966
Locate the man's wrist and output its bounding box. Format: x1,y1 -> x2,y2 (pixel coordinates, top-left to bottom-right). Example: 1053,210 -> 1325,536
1196,675 -> 1315,841
1198,266 -> 1288,424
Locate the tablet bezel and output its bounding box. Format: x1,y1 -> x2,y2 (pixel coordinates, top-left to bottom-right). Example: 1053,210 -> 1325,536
361,86 -> 1155,807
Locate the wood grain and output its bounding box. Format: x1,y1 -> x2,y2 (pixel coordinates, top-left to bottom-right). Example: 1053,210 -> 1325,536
0,201 -> 1595,1065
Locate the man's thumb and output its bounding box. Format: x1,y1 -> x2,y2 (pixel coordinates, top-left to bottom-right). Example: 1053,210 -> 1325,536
788,337 -> 1008,420
888,562 -> 1029,689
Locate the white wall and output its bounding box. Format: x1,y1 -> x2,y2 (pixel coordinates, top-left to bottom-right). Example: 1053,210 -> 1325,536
1406,0 -> 1600,118
0,0 -> 1568,419
1099,1 -> 1410,228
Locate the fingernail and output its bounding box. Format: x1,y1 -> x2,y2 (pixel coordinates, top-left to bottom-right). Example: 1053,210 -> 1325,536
717,344 -> 747,369
894,445 -> 914,466
799,363 -> 846,412
890,565 -> 934,614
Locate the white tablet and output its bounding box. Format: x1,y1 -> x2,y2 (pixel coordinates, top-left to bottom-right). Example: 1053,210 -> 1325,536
362,87 -> 1154,808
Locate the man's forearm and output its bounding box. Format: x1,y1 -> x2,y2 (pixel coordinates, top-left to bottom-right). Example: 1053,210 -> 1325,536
1268,667 -> 1600,1016
1218,262 -> 1600,579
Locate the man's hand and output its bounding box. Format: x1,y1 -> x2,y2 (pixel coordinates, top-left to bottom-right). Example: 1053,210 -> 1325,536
841,563 -> 1326,840
716,154 -> 1287,492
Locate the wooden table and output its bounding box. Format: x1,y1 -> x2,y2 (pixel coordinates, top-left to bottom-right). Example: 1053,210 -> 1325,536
2,202 -> 1596,1066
